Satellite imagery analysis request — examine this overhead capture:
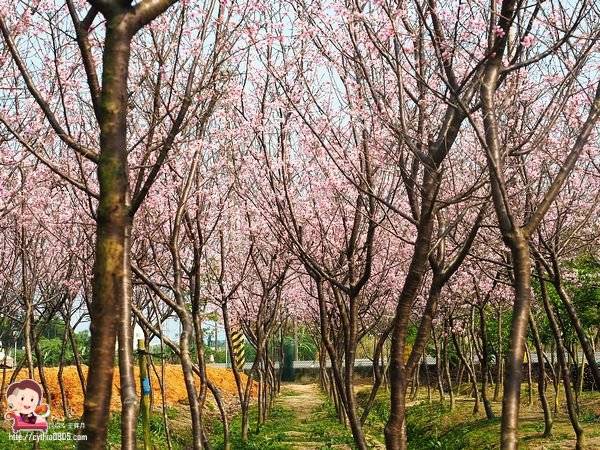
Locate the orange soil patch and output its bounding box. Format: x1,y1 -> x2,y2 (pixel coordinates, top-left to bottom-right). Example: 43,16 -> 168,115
1,364 -> 251,419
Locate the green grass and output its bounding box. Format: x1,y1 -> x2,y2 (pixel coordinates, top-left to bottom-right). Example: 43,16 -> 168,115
304,402 -> 357,447
0,407 -> 191,449
4,385 -> 597,449
211,404 -> 296,450
210,390 -> 355,449
358,386 -> 600,449
0,418 -> 87,449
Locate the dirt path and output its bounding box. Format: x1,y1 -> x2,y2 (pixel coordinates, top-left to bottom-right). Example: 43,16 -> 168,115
275,383 -> 353,449
272,383 -> 384,450
279,384 -> 324,421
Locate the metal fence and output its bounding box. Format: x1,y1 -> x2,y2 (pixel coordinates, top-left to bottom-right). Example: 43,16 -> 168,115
208,352 -> 600,371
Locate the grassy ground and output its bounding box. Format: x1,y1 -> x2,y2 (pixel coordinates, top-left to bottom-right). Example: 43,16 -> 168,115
211,383 -> 357,450
2,383 -> 599,448
358,384 -> 600,449
0,407 -> 191,449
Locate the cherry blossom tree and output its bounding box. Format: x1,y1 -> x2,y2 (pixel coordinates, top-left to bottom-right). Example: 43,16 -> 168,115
0,0 -> 241,447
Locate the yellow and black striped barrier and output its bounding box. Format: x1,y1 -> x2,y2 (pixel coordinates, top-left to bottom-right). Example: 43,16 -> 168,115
231,330 -> 246,371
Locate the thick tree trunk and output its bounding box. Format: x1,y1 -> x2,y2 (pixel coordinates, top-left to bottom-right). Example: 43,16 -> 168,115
191,301 -> 210,447
385,380 -> 409,450
500,237 -> 532,450
179,314 -> 204,449
81,19 -> 135,449
385,170 -> 439,450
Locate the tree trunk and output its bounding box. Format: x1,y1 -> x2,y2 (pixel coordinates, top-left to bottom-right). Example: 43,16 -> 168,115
479,306 -> 495,419
494,307 -> 502,402
500,237 -> 532,450
452,331 -> 479,414
385,380 -> 409,450
553,281 -> 600,387
526,343 -> 533,406
424,354 -> 432,403
179,314 -> 204,449
411,354 -> 421,401
81,19 -> 135,449
385,171 -> 440,450
0,361 -> 7,416
443,333 -> 455,410
67,323 -> 86,395
34,340 -> 51,410
577,351 -> 585,398
554,361 -> 561,415
538,262 -> 584,448
58,311 -> 71,418
433,329 -> 445,402
528,314 -> 552,437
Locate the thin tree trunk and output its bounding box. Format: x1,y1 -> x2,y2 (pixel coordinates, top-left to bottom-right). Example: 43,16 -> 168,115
424,354 -> 432,403
553,280 -> 600,388
207,381 -> 230,450
455,362 -> 464,397
411,354 -> 421,401
479,306 -> 495,419
577,351 -> 585,398
23,290 -> 34,379
360,327 -> 391,424
529,314 -> 552,437
526,343 -> 533,406
538,261 -> 584,448
452,331 -> 479,414
443,333 -> 455,411
433,329 -> 445,402
66,324 -> 86,394
149,296 -> 173,450
554,361 -> 561,415
494,307 -> 502,402
0,355 -> 7,416
34,340 -> 51,411
149,349 -> 173,450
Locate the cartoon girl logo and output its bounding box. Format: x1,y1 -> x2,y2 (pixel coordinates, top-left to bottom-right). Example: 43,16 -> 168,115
4,379 -> 50,433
